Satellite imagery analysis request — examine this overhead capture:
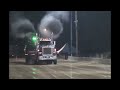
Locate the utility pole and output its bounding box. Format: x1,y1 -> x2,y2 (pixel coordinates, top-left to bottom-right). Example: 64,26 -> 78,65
75,11 -> 78,56
70,11 -> 72,56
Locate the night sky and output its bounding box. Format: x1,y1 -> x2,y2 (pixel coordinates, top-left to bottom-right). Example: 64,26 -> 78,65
9,11 -> 111,56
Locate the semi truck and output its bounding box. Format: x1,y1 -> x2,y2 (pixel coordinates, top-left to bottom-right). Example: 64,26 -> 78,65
24,33 -> 66,64
24,32 -> 58,65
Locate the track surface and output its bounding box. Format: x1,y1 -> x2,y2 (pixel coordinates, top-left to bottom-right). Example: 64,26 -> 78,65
9,58 -> 111,79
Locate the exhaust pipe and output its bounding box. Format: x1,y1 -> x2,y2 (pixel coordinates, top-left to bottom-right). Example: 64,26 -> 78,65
57,44 -> 66,54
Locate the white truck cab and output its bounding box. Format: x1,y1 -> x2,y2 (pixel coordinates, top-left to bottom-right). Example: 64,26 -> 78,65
37,38 -> 57,64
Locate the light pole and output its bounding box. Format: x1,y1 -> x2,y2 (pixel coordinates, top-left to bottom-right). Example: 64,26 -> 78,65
75,11 -> 78,56
71,11 -> 72,56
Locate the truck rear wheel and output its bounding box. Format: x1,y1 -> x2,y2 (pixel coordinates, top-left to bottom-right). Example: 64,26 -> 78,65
25,55 -> 35,65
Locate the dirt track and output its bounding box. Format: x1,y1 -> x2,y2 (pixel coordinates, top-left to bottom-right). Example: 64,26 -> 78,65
9,58 -> 111,79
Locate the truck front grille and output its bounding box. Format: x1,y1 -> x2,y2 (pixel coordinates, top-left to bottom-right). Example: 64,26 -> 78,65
43,48 -> 51,54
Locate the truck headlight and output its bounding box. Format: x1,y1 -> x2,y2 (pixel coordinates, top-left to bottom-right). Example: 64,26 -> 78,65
39,52 -> 42,55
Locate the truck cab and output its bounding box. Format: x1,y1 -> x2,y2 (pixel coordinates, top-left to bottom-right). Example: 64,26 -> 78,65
37,38 -> 57,64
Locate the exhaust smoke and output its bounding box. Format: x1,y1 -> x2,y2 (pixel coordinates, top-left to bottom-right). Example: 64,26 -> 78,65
10,12 -> 35,39
38,11 -> 69,39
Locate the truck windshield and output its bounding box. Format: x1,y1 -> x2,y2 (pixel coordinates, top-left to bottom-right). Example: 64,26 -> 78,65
40,41 -> 51,46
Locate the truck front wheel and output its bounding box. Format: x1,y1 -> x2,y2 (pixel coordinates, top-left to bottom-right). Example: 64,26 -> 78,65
53,60 -> 57,65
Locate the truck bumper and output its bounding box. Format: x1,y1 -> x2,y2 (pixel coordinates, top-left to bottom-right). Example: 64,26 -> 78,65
38,56 -> 57,60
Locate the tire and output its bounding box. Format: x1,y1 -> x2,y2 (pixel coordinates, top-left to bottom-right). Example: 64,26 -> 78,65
25,55 -> 35,65
53,60 -> 57,65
